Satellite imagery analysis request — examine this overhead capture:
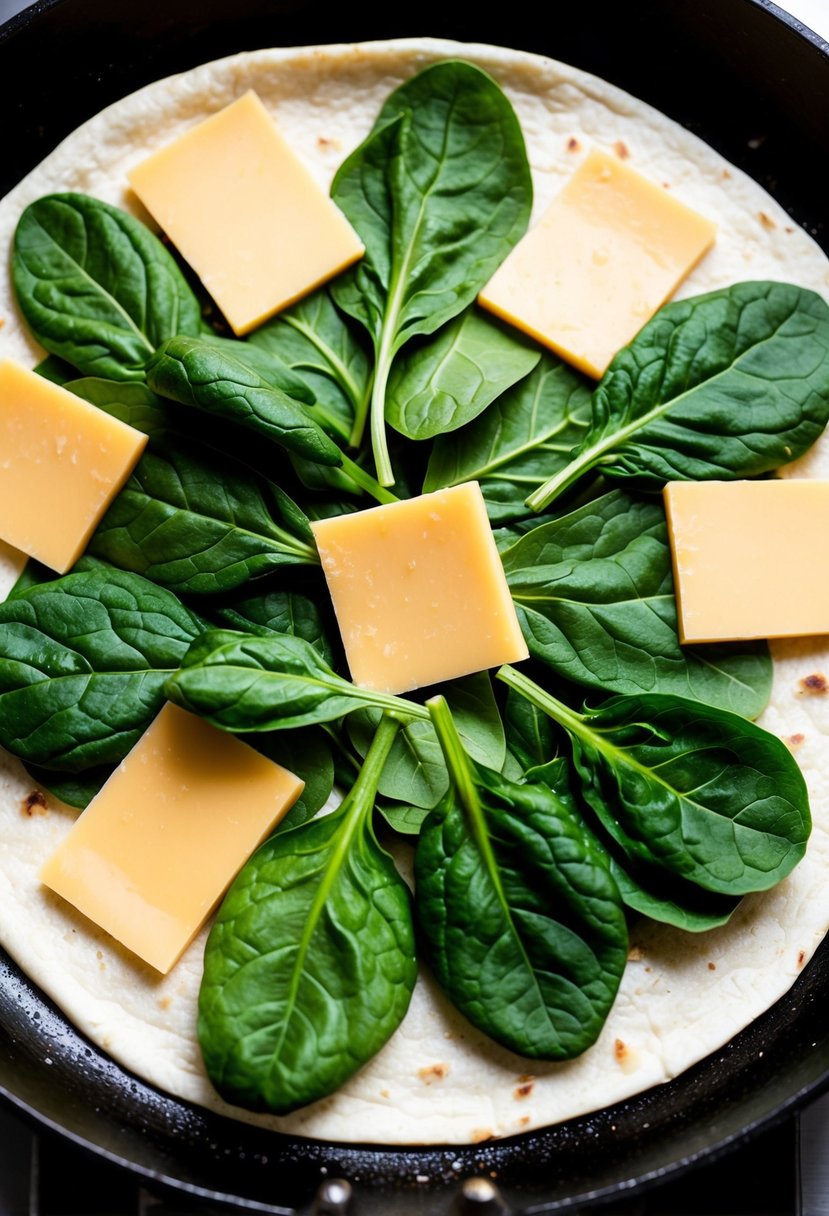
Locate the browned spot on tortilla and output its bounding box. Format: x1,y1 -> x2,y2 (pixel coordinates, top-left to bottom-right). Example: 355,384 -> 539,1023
798,950 -> 807,968
471,1128 -> 494,1144
614,139 -> 630,159
418,1063 -> 449,1083
758,211 -> 776,231
786,733 -> 806,752
644,965 -> 652,973
21,790 -> 48,817
721,168 -> 732,179
567,136 -> 581,152
798,672 -> 828,695
517,1116 -> 530,1127
662,182 -> 671,189
0,318 -> 5,329
513,1081 -> 534,1100
380,1088 -> 390,1099
317,135 -> 341,150
157,996 -> 172,1010
614,1039 -> 630,1064
785,226 -> 795,234
708,962 -> 716,971
628,945 -> 644,962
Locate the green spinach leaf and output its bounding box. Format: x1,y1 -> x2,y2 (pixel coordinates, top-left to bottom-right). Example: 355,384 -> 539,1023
415,696 -> 628,1059
386,307 -> 540,440
213,587 -> 335,667
424,355 -> 592,523
498,667 -> 811,897
165,630 -> 429,731
502,487 -> 772,716
331,60 -> 532,483
89,432 -> 318,595
13,193 -> 201,380
528,281 -> 829,511
198,714 -> 416,1113
0,568 -> 201,770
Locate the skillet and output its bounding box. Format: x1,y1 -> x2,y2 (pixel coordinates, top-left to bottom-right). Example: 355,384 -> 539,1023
1,0 -> 829,1210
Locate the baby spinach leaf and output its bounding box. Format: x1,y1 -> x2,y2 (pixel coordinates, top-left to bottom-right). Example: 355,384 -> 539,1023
498,667 -> 811,897
424,355 -> 592,523
198,715 -> 416,1114
247,727 -> 335,832
415,696 -> 628,1059
34,354 -> 75,384
213,587 -> 335,667
23,762 -> 111,810
331,60 -> 532,483
13,193 -> 201,380
502,487 -> 772,717
65,377 -> 172,434
349,672 -> 507,809
166,630 -> 429,732
386,308 -> 540,440
528,281 -> 829,511
248,288 -> 370,442
146,336 -> 344,466
503,686 -> 556,773
0,568 -> 201,770
89,432 -> 318,595
377,802 -> 430,835
195,335 -> 316,405
535,756 -> 739,932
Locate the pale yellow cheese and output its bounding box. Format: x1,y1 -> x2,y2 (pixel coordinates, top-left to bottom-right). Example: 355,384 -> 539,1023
664,479 -> 829,643
0,359 -> 148,573
40,703 -> 304,974
311,481 -> 528,695
127,90 -> 364,336
478,147 -> 716,378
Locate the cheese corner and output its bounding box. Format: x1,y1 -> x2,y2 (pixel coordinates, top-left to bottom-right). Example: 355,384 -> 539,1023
40,703 -> 304,975
478,145 -> 716,378
311,481 -> 529,695
127,89 -> 365,336
0,359 -> 148,574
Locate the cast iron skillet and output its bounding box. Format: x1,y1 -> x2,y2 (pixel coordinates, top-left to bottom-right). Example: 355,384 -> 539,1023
1,0 -> 829,1211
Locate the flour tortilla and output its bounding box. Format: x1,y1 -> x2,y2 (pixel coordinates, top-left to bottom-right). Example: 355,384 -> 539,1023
1,37 -> 829,1147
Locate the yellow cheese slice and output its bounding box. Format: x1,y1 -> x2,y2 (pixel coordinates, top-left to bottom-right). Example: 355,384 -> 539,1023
478,146 -> 716,378
664,479 -> 829,643
0,359 -> 148,573
127,90 -> 365,336
40,703 -> 304,974
311,481 -> 529,695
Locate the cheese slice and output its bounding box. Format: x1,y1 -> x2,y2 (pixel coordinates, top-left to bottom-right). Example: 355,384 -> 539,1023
311,481 -> 528,695
664,479 -> 829,643
127,90 -> 364,336
478,146 -> 716,378
40,703 -> 304,974
0,359 -> 148,573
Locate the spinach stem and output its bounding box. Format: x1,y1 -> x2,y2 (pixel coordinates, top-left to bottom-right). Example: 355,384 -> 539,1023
346,713 -> 402,823
338,451 -> 399,505
348,369 -> 374,449
370,351 -> 395,487
427,694 -> 479,817
525,442 -> 603,514
496,665 -> 586,738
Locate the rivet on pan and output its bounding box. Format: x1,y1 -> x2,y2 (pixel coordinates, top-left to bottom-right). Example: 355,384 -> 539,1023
313,1177 -> 353,1213
457,1176 -> 508,1213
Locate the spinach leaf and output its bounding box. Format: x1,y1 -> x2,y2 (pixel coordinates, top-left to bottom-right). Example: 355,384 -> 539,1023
503,686 -> 556,773
349,672 -> 507,809
213,587 -> 335,667
498,667 -> 811,897
331,60 -> 532,483
34,354 -> 76,384
198,714 -> 416,1114
165,630 -> 429,731
386,308 -> 540,440
23,763 -> 111,810
528,281 -> 829,511
64,377 -> 172,433
502,487 -> 772,717
248,288 -> 370,443
415,696 -> 628,1059
146,336 -> 343,466
89,432 -> 318,595
534,756 -> 739,932
424,355 -> 592,523
13,193 -> 201,379
0,568 -> 201,770
195,335 -> 316,406
377,802 -> 430,835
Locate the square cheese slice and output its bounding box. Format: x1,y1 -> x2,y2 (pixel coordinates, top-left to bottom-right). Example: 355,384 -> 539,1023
478,146 -> 716,378
664,479 -> 829,643
127,90 -> 364,336
0,359 -> 148,573
311,482 -> 528,695
40,703 -> 304,974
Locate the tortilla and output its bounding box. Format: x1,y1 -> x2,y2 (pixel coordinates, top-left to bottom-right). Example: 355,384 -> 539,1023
1,37 -> 828,1147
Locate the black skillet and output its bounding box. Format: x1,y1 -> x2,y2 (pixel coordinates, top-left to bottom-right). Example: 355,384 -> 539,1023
1,0 -> 829,1211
